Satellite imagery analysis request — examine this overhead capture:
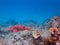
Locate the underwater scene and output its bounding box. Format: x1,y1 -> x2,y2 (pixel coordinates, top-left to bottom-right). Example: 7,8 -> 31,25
0,16 -> 60,45
0,0 -> 60,45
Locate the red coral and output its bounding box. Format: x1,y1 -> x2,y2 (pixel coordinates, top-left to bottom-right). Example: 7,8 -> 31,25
8,25 -> 32,32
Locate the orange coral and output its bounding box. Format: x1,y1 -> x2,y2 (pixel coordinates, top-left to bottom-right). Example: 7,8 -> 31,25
49,26 -> 60,44
49,26 -> 60,34
49,28 -> 55,34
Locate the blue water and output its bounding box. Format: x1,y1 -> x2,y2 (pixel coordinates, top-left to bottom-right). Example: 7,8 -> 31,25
0,0 -> 60,24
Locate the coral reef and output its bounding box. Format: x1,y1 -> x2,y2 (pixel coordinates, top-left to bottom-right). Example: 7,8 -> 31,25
0,16 -> 60,45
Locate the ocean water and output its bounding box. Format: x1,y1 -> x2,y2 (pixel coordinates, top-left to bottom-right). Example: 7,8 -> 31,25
0,0 -> 60,24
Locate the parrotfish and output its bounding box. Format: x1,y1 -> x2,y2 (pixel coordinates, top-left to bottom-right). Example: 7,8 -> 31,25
8,25 -> 32,32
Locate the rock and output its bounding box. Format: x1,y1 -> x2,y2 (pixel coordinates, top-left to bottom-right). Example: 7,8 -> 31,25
42,16 -> 60,30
